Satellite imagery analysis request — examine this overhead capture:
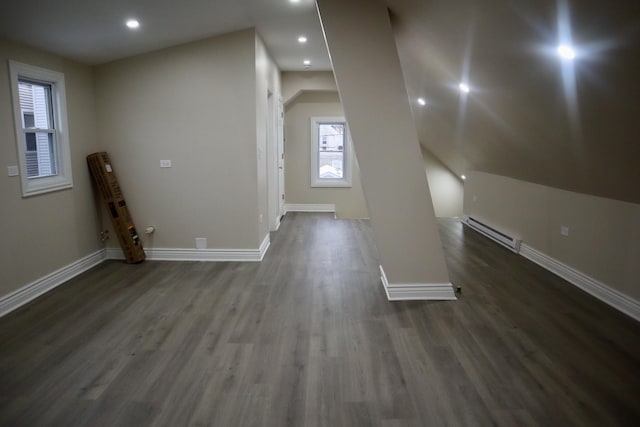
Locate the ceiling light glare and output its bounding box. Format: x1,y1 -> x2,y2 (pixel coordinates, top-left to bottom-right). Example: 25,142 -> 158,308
298,36 -> 307,43
461,175 -> 466,180
557,44 -> 576,60
303,59 -> 311,66
126,19 -> 140,29
289,0 -> 301,3
459,83 -> 470,93
417,98 -> 427,106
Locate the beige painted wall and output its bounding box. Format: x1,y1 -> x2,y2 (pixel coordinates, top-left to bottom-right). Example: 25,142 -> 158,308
464,171 -> 640,301
317,0 -> 450,285
281,71 -> 337,106
284,91 -> 368,219
0,40 -> 102,297
94,29 -> 263,250
421,146 -> 464,218
282,71 -> 461,220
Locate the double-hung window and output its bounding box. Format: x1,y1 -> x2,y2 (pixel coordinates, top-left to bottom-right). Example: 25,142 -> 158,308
310,117 -> 352,187
9,61 -> 73,197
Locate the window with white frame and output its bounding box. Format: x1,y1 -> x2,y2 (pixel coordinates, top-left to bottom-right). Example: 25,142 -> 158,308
9,61 -> 73,197
311,117 -> 352,187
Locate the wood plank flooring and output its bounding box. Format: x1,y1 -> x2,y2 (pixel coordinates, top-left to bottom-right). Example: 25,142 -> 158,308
1,213 -> 639,426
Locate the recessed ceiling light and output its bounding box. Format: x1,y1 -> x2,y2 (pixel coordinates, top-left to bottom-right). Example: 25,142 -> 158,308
459,83 -> 470,93
290,0 -> 301,3
417,98 -> 427,106
557,44 -> 576,60
126,19 -> 140,29
303,59 -> 311,66
461,175 -> 466,180
298,36 -> 307,43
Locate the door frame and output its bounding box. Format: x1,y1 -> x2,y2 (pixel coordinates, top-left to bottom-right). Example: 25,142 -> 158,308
267,91 -> 285,231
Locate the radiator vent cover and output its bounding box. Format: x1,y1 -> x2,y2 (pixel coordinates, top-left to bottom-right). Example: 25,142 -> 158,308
466,216 -> 521,253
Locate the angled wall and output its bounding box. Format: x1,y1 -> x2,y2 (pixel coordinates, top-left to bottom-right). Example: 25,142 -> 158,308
464,171 -> 640,306
421,147 -> 464,218
282,71 -> 338,106
316,0 -> 454,299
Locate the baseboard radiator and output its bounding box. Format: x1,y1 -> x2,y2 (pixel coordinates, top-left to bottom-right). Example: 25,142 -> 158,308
466,216 -> 521,253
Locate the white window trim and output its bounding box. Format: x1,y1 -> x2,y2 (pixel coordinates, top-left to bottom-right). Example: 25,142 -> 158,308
9,60 -> 73,197
310,116 -> 352,188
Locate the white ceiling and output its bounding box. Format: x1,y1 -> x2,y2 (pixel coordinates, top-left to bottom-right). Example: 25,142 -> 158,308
2,0 -> 638,203
0,0 -> 332,70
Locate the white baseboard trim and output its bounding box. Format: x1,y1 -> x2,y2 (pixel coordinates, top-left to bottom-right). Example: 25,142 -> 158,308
105,247 -> 125,260
379,265 -> 457,301
258,233 -> 271,260
520,244 -> 640,322
285,203 -> 335,213
106,234 -> 271,262
0,249 -> 106,318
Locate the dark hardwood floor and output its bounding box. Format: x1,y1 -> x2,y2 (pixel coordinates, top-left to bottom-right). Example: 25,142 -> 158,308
1,213 -> 639,426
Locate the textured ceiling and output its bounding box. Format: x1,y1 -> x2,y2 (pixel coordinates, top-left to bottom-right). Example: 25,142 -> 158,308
1,0 -> 638,203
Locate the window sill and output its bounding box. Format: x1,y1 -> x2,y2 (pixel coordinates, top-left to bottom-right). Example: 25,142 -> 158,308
311,181 -> 352,188
22,178 -> 73,197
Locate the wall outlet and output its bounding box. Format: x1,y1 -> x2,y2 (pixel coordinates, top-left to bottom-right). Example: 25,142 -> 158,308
560,225 -> 569,237
160,160 -> 172,168
259,213 -> 263,223
195,237 -> 207,249
473,195 -> 478,202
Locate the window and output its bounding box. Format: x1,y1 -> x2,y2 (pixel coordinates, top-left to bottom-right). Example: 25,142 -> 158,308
311,117 -> 352,187
9,61 -> 73,197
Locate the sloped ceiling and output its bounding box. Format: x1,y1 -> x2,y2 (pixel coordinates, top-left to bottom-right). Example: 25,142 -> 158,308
1,0 -> 638,203
387,0 -> 640,204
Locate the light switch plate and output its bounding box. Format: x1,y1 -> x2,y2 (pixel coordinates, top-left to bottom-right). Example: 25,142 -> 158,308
7,165 -> 19,176
160,160 -> 172,168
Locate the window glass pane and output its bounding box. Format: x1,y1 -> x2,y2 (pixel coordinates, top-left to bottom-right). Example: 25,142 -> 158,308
318,123 -> 344,151
25,132 -> 37,151
318,123 -> 345,179
311,116 -> 351,187
19,80 -> 57,179
25,132 -> 57,178
18,81 -> 53,129
23,113 -> 35,128
319,151 -> 343,178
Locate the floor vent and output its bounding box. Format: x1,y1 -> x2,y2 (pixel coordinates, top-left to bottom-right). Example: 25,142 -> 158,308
466,216 -> 521,253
